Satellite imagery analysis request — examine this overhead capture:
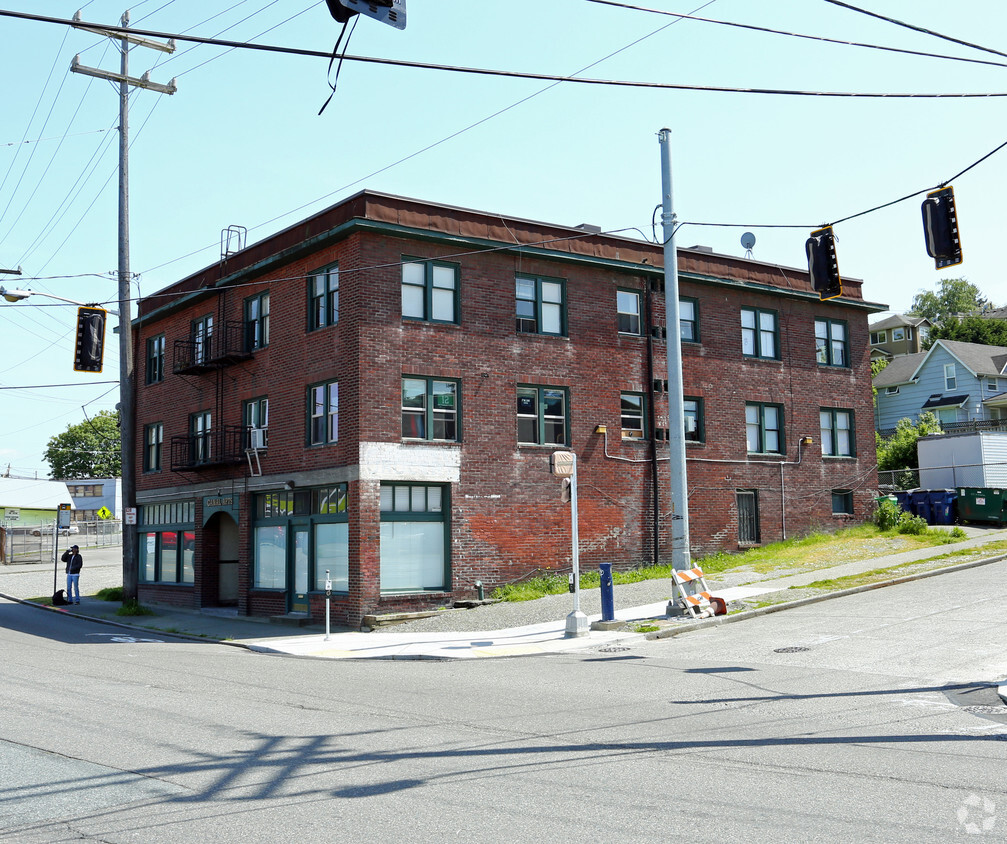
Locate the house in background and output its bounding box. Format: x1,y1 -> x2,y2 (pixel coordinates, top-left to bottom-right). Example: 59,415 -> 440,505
132,190 -> 884,628
873,339 -> 1007,433
0,477 -> 73,528
62,478 -> 122,522
869,313 -> 931,360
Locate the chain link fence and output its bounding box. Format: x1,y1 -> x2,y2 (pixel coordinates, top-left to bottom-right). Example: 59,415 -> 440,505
0,520 -> 122,565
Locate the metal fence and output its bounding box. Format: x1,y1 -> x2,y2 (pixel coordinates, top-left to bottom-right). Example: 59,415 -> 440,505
878,460 -> 1007,493
0,520 -> 122,565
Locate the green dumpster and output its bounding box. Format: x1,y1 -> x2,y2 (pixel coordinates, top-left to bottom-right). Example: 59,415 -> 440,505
956,487 -> 1007,524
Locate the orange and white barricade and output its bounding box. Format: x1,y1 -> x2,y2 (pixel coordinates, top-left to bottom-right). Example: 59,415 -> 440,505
671,567 -> 726,618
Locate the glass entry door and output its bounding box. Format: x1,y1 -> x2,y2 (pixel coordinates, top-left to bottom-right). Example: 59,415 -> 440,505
289,524 -> 310,613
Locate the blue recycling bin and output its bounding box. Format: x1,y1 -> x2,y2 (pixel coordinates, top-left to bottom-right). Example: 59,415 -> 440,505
909,489 -> 932,524
894,490 -> 912,515
927,489 -> 957,525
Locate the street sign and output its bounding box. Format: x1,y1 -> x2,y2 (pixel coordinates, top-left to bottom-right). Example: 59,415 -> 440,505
5,508 -> 19,521
97,506 -> 112,520
124,507 -> 137,525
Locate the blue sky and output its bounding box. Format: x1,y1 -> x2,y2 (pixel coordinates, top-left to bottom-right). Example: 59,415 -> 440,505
1,0 -> 1005,478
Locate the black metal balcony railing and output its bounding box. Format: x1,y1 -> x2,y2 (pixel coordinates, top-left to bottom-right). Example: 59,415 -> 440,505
170,425 -> 248,471
172,321 -> 252,374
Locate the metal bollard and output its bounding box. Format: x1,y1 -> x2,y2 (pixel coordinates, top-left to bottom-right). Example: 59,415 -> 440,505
599,562 -> 615,622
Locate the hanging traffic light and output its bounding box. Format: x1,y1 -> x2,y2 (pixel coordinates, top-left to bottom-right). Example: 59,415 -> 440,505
921,186 -> 963,270
325,0 -> 406,29
806,225 -> 842,301
73,306 -> 106,373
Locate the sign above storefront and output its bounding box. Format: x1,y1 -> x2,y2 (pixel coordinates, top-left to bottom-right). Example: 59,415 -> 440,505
203,494 -> 240,525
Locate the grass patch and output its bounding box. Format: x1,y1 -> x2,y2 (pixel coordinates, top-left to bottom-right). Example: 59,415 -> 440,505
632,623 -> 660,633
116,600 -> 156,617
30,596 -> 54,606
492,523 -> 982,602
95,586 -> 123,602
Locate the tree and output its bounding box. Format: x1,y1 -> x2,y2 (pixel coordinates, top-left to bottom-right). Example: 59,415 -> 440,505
875,411 -> 943,472
927,314 -> 1007,348
910,278 -> 991,323
44,410 -> 121,479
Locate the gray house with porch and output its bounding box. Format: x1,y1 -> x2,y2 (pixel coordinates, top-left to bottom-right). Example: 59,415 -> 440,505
873,339 -> 1007,433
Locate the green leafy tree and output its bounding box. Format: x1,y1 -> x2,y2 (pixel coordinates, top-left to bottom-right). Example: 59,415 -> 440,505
927,315 -> 1007,348
875,411 -> 943,472
870,357 -> 889,406
910,278 -> 991,323
44,410 -> 121,479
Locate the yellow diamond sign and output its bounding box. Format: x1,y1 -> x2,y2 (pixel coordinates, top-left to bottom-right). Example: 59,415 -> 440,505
97,507 -> 113,520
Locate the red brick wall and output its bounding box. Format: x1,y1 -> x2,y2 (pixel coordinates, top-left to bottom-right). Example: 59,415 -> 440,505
133,194 -> 880,626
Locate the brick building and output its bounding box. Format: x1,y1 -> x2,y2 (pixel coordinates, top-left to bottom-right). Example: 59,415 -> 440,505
133,191 -> 884,627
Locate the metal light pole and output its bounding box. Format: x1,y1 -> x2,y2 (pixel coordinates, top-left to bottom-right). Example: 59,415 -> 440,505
659,128 -> 692,577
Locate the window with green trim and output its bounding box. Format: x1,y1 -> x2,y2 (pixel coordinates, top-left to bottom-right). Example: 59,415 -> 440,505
746,402 -> 783,454
517,386 -> 568,445
684,397 -> 704,443
832,489 -> 854,515
245,292 -> 270,351
144,422 -> 163,472
680,297 -> 699,343
402,259 -> 459,323
617,289 -> 641,335
244,397 -> 269,447
516,274 -> 565,336
815,318 -> 848,367
402,377 -> 459,441
820,408 -> 854,457
380,483 -> 448,594
309,264 -> 338,330
146,335 -> 165,384
741,308 -> 778,359
308,380 -> 338,445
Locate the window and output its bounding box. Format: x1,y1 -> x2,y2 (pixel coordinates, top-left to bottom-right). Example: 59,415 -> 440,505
245,292 -> 270,351
402,377 -> 459,441
144,423 -> 163,472
746,402 -> 783,454
680,297 -> 699,343
244,397 -> 269,447
918,325 -> 929,344
402,259 -> 459,323
192,315 -> 213,364
885,386 -> 900,395
832,489 -> 854,515
870,330 -> 887,345
944,363 -> 957,391
139,502 -> 195,585
516,274 -> 565,336
815,318 -> 848,367
380,484 -> 448,593
309,380 -> 338,445
906,327 -> 914,341
309,265 -> 338,330
820,408 -> 854,457
737,490 -> 760,545
892,327 -> 905,341
191,411 -> 211,463
621,392 -> 646,439
517,386 -> 567,445
146,335 -> 165,384
684,397 -> 704,443
741,308 -> 778,359
989,379 -> 1000,393
617,289 -> 641,335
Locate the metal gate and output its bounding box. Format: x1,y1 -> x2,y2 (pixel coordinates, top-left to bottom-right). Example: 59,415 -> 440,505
737,490 -> 760,545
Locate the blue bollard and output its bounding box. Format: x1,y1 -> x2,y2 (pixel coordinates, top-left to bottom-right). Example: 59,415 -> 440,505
599,563 -> 615,622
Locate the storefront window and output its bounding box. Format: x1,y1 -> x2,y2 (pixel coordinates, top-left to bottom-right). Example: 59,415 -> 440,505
254,525 -> 286,589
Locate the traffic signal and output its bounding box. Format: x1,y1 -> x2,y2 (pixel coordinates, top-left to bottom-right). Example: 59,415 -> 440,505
73,307 -> 106,373
325,0 -> 406,29
806,225 -> 842,301
921,186 -> 963,269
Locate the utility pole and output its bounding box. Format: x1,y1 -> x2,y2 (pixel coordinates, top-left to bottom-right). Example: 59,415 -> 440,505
71,11 -> 177,602
658,128 -> 692,578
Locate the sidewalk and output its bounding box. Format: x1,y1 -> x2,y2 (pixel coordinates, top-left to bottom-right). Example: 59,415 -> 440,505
3,526 -> 1007,659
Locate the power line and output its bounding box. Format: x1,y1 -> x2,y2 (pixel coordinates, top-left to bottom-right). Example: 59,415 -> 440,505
585,0 -> 1007,70
2,9 -> 1004,99
821,0 -> 1007,63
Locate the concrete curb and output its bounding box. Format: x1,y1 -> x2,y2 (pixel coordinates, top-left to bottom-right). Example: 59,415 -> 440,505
647,551 -> 1007,641
0,590 -> 257,651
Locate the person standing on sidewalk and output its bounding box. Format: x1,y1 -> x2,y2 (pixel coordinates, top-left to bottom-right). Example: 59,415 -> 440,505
61,544 -> 83,605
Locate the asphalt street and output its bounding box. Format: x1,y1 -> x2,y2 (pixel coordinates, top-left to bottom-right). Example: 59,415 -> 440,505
2,559 -> 1006,842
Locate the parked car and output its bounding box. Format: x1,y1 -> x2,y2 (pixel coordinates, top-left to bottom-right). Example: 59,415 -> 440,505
30,524 -> 80,537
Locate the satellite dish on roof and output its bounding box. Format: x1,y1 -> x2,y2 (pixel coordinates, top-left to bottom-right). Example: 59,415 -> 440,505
741,232 -> 756,257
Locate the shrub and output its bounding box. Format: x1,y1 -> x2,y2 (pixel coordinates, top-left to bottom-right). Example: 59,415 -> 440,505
873,498 -> 904,531
897,515 -> 928,535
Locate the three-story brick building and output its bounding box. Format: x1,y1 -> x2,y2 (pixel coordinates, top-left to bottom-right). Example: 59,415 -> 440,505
134,191 -> 884,627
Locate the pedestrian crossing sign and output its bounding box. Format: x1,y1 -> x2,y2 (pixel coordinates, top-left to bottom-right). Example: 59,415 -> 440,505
97,507 -> 112,520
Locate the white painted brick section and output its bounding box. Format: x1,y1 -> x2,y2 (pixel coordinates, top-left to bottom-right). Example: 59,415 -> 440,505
358,442 -> 461,482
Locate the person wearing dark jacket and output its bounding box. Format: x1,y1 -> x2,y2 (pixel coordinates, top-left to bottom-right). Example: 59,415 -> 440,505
61,544 -> 83,605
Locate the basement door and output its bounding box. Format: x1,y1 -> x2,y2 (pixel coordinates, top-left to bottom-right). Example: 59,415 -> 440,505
737,490 -> 761,546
